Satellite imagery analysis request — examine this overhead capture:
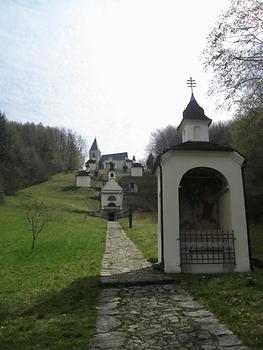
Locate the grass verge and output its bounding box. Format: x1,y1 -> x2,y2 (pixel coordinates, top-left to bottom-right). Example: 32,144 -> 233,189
119,212 -> 157,260
0,173 -> 106,350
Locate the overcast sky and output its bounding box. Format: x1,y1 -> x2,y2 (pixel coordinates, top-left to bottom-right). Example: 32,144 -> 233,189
0,0 -> 231,160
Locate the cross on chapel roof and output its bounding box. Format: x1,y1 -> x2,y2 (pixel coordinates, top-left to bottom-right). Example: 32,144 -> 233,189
187,77 -> 196,94
181,77 -> 211,123
182,94 -> 211,122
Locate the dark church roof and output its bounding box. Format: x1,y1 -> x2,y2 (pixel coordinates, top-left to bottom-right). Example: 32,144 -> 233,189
109,161 -> 115,171
170,141 -> 234,152
86,159 -> 96,164
100,152 -> 128,163
153,141 -> 244,173
178,94 -> 212,130
89,138 -> 99,151
132,162 -> 143,168
76,170 -> 90,177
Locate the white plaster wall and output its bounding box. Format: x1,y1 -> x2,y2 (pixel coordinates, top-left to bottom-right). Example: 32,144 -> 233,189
181,120 -> 209,142
115,160 -> 125,169
131,167 -> 143,177
193,126 -> 202,141
101,192 -> 123,209
161,158 -> 181,272
103,162 -> 111,170
218,190 -> 232,231
159,150 -> 250,273
89,150 -> 101,163
89,163 -> 97,171
108,171 -> 116,179
102,160 -> 125,169
76,176 -> 91,187
157,169 -> 162,264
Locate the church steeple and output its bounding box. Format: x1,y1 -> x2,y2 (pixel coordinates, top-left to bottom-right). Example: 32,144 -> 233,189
178,79 -> 212,142
89,138 -> 100,152
89,138 -> 101,163
182,93 -> 211,123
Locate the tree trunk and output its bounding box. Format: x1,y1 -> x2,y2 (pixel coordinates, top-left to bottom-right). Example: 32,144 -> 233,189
31,237 -> 36,249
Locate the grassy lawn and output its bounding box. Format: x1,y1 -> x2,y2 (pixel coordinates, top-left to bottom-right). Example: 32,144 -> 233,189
0,173 -> 106,350
120,212 -> 158,260
120,213 -> 263,350
250,224 -> 263,260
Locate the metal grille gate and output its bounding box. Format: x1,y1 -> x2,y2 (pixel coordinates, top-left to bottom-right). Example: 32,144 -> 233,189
180,230 -> 236,265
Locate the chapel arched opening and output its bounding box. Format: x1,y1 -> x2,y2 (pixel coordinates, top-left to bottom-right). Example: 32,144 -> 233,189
179,167 -> 235,273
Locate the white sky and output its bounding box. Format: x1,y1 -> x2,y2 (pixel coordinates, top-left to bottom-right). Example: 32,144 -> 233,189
0,0 -> 231,160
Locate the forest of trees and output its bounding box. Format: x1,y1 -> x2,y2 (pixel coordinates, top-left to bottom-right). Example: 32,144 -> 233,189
0,112 -> 86,198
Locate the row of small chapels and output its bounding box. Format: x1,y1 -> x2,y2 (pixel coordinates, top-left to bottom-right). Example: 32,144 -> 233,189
77,78 -> 251,275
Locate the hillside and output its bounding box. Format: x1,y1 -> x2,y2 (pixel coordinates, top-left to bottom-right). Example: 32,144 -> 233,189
88,169 -> 157,212
0,173 -> 106,350
118,172 -> 157,211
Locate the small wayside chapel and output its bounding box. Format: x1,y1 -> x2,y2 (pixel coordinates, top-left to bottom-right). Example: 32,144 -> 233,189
154,81 -> 251,274
75,170 -> 91,188
131,162 -> 143,177
100,179 -> 123,221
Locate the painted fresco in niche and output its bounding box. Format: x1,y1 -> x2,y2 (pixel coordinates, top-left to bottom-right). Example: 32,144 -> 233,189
179,168 -> 225,230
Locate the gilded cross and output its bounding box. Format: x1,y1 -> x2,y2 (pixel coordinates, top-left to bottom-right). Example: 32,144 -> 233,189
187,77 -> 196,94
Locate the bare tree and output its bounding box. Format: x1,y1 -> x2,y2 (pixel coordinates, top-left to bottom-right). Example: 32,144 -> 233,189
24,201 -> 50,249
146,125 -> 181,157
203,0 -> 263,113
146,121 -> 233,160
75,134 -> 87,168
209,121 -> 233,146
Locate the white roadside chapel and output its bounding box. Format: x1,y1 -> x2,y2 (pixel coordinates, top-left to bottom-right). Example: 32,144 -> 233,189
154,84 -> 251,274
75,170 -> 91,188
131,163 -> 143,177
100,179 -> 123,221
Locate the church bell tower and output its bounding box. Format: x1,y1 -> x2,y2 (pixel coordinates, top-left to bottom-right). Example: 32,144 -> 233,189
89,138 -> 101,164
177,77 -> 212,142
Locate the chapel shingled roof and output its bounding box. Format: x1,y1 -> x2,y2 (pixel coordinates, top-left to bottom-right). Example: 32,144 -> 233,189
132,162 -> 143,168
152,141 -> 244,173
169,141 -> 234,152
177,93 -> 212,130
100,152 -> 128,163
101,179 -> 123,193
76,170 -> 90,177
89,138 -> 99,151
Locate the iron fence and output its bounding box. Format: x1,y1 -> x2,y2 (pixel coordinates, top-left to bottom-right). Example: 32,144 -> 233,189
179,230 -> 235,265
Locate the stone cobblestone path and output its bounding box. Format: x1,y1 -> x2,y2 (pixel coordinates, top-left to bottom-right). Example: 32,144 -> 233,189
89,222 -> 249,350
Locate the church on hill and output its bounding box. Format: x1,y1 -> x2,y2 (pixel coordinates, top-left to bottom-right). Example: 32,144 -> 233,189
85,138 -> 132,170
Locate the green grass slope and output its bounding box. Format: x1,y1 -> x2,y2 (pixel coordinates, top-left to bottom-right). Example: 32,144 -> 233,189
120,212 -> 157,260
0,173 -> 106,350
